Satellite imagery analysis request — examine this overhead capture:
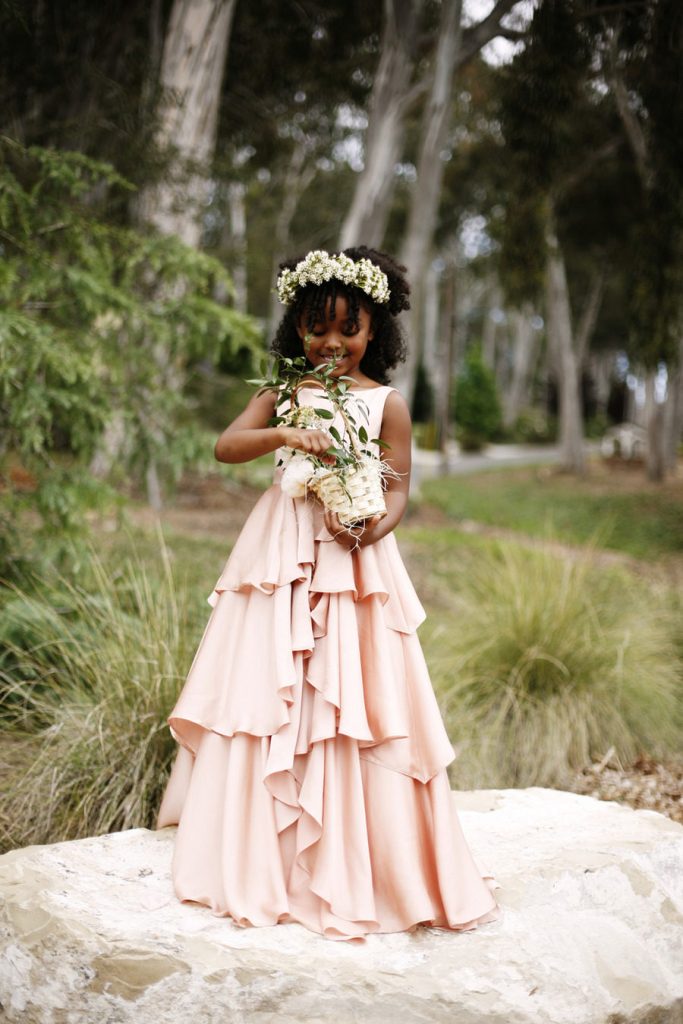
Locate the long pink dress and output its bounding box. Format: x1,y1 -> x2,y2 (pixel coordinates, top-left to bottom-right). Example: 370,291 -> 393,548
157,383 -> 502,942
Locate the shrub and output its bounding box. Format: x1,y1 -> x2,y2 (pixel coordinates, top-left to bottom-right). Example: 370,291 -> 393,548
428,540 -> 682,789
510,407 -> 558,444
0,139 -> 260,579
453,345 -> 502,451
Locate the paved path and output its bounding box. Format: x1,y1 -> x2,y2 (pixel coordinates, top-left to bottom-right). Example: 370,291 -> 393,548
410,441 -> 600,489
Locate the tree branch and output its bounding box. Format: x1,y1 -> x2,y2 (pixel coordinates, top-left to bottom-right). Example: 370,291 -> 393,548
496,26 -> 527,43
554,137 -> 622,198
607,33 -> 652,189
575,265 -> 606,366
457,0 -> 522,69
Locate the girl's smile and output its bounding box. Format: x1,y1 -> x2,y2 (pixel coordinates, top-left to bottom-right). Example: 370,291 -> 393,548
297,295 -> 374,383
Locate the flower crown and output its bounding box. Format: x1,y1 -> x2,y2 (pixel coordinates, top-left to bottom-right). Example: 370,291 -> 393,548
276,250 -> 391,306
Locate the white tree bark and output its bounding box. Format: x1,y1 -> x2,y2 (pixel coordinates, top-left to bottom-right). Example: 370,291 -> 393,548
435,259 -> 458,457
644,370 -> 666,481
137,0 -> 237,246
227,180 -> 247,313
135,0 -> 236,507
338,0 -> 425,250
268,142 -> 318,335
213,178 -> 247,310
422,259 -> 440,394
589,350 -> 614,416
503,302 -> 537,429
544,210 -> 586,475
481,286 -> 501,372
394,0 -> 464,405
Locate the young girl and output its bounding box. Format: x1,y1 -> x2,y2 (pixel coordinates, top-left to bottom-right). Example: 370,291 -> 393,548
157,246 -> 502,942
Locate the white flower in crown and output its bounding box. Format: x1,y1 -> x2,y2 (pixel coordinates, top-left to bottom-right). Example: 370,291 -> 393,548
276,250 -> 390,306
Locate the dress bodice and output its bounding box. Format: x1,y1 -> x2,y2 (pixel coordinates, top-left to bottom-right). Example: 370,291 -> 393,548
273,384 -> 396,482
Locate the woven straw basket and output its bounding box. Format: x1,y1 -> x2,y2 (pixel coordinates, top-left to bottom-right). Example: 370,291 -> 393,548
309,456 -> 387,526
286,381 -> 387,525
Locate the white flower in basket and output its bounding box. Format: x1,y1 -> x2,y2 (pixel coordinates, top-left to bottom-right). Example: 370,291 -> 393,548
280,451 -> 317,498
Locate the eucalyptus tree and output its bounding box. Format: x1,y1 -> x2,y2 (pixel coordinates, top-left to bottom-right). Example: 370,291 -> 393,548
338,0 -> 526,272
212,0 -> 379,324
590,0 -> 683,479
136,0 -> 237,247
400,1 -> 536,407
338,0 -> 428,249
493,0 -> 638,475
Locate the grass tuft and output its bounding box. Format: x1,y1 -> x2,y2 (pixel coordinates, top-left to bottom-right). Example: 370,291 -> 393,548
0,529 -> 193,852
423,540 -> 683,789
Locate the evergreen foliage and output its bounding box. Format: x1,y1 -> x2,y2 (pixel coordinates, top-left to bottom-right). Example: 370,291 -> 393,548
453,344 -> 501,450
0,140 -> 259,576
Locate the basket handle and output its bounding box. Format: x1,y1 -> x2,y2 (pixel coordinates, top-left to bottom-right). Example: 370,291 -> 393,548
288,377 -> 365,460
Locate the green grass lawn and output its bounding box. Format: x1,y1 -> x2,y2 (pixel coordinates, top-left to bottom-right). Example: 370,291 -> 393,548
419,463 -> 683,560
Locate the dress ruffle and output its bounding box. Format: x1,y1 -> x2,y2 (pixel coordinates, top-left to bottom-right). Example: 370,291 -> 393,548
157,386 -> 502,941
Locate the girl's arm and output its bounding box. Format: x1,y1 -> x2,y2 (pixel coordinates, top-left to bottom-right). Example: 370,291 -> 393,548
215,389 -> 334,464
324,389 -> 412,548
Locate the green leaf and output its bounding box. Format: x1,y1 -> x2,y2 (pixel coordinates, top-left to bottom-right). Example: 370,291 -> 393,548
371,438 -> 392,449
358,425 -> 368,443
313,408 -> 334,419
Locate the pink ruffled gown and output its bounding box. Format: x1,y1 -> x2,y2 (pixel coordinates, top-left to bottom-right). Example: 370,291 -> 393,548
157,383 -> 502,942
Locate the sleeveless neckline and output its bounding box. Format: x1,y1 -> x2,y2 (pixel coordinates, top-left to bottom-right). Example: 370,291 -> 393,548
297,383 -> 392,393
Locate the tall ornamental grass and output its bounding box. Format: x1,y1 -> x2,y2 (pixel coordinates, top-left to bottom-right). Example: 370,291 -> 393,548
427,541 -> 682,789
0,536 -> 195,851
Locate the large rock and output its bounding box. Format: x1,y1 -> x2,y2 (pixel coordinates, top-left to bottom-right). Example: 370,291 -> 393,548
1,787 -> 681,1024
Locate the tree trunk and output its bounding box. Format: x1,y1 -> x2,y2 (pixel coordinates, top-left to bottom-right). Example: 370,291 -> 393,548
664,333 -> 683,472
214,177 -> 248,310
544,209 -> 586,475
481,286 -> 501,371
590,350 -> 613,417
338,0 -> 425,250
644,370 -> 666,481
227,180 -> 247,313
395,0 -> 464,406
435,260 -> 457,459
503,302 -> 537,429
422,259 -> 440,399
135,0 -> 236,506
136,0 -> 236,244
268,142 -> 318,335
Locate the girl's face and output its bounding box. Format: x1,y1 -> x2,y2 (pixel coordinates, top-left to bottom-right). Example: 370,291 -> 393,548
296,294 -> 374,381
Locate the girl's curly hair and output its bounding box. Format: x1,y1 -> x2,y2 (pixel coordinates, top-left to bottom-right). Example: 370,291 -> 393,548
271,246 -> 410,385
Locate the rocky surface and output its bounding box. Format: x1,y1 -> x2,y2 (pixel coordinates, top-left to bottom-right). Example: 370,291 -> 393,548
1,787 -> 682,1024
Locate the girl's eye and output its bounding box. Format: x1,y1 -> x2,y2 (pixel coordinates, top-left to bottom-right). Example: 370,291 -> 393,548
310,321 -> 359,337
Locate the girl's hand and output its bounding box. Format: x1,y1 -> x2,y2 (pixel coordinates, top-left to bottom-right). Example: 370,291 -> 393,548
324,509 -> 384,550
280,426 -> 335,461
